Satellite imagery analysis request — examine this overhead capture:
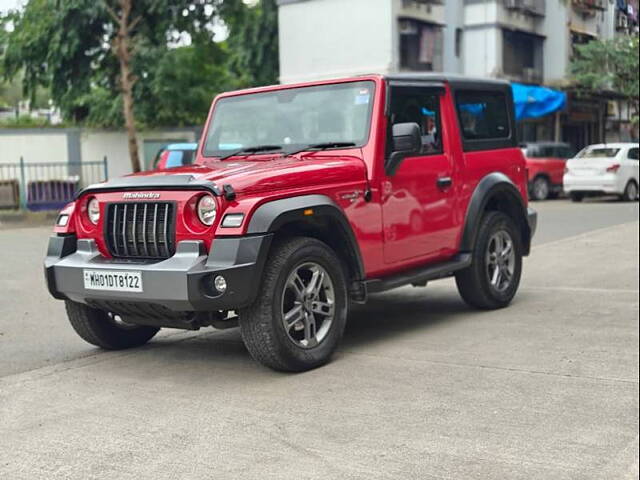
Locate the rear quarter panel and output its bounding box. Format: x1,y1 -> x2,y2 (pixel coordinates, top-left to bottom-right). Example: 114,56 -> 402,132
459,147 -> 528,215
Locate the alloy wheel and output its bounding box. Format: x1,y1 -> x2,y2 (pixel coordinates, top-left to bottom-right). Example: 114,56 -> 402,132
281,262 -> 335,349
533,177 -> 549,200
485,230 -> 516,293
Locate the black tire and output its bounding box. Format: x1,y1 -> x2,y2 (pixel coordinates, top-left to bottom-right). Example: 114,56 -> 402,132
530,176 -> 550,201
455,211 -> 523,310
65,300 -> 159,350
239,237 -> 348,372
621,180 -> 639,202
570,192 -> 584,202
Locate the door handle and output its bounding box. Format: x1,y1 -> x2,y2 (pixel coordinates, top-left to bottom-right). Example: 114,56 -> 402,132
436,177 -> 453,189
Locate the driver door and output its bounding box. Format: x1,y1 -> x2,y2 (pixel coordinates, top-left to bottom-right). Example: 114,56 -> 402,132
382,85 -> 458,265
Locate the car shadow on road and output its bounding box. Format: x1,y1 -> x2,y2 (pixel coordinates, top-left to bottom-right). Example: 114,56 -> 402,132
132,288 -> 473,371
341,288 -> 471,350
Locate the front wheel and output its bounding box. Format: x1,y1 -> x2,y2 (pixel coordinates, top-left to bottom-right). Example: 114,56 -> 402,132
239,237 -> 348,372
455,212 -> 523,310
569,192 -> 584,202
65,301 -> 159,349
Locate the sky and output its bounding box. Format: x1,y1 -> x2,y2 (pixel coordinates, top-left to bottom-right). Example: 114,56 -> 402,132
0,0 -> 22,14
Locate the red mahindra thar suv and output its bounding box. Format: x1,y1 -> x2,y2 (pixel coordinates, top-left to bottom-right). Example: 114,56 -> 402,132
45,74 -> 537,372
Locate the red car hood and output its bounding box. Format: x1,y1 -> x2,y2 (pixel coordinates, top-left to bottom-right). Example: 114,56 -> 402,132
121,154 -> 367,195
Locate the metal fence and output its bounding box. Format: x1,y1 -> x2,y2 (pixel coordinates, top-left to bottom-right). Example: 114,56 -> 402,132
0,157 -> 108,211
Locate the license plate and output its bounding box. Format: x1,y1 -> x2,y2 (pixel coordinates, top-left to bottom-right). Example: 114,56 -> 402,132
83,270 -> 143,293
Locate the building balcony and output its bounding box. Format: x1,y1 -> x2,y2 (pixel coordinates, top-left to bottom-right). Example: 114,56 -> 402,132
615,10 -> 631,32
398,0 -> 445,25
571,0 -> 606,15
401,0 -> 443,6
504,0 -> 546,17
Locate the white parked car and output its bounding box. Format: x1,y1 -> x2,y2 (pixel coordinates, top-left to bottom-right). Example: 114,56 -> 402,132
563,143 -> 639,202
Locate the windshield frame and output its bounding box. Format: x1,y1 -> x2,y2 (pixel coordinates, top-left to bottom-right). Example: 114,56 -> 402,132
201,80 -> 377,159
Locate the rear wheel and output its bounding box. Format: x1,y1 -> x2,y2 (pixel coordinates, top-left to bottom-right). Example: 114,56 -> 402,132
530,176 -> 551,201
239,237 -> 348,372
455,212 -> 523,310
65,301 -> 159,349
621,181 -> 638,202
569,192 -> 584,202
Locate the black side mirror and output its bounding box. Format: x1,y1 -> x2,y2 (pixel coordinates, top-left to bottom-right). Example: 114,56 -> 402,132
387,122 -> 422,175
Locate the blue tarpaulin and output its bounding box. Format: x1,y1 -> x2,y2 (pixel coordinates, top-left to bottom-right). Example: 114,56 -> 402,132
511,83 -> 567,121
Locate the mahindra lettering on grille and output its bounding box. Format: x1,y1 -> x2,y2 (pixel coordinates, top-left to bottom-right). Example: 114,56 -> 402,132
122,192 -> 161,200
106,202 -> 175,259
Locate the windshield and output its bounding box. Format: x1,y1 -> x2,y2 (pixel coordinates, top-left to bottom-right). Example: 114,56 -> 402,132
203,81 -> 375,157
577,147 -> 620,158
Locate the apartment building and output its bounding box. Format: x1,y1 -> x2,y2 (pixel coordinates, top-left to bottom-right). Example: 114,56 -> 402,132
277,0 -> 639,146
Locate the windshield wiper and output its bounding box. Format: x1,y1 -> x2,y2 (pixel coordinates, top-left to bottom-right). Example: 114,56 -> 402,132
285,142 -> 357,156
219,145 -> 283,161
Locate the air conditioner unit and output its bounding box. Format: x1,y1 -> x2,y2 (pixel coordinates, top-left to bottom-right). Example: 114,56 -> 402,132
399,19 -> 419,35
505,0 -> 521,10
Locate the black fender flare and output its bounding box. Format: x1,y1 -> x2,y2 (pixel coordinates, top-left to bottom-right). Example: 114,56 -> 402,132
247,194 -> 366,280
460,173 -> 532,255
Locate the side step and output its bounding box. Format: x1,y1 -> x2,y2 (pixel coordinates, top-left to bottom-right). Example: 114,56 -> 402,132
365,253 -> 472,294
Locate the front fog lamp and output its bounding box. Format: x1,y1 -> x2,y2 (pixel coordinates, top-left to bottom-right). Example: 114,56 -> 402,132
87,198 -> 100,225
214,275 -> 227,293
197,194 -> 217,226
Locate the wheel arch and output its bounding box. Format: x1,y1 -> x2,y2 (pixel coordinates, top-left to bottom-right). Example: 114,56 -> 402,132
532,172 -> 551,182
461,173 -> 533,256
247,195 -> 366,283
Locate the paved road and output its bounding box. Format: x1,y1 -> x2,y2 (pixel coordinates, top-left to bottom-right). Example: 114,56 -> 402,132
0,199 -> 638,479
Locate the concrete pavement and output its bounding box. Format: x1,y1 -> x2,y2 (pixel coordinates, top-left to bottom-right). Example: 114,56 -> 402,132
0,200 -> 638,479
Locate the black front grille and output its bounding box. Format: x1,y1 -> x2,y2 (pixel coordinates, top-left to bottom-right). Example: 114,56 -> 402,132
105,202 -> 175,259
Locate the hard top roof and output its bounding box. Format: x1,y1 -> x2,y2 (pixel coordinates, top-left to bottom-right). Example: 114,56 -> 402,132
384,72 -> 511,88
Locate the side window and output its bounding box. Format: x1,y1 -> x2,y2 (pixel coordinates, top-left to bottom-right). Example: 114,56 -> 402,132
555,146 -> 573,159
628,148 -> 639,160
456,91 -> 510,140
390,87 -> 443,155
182,149 -> 195,165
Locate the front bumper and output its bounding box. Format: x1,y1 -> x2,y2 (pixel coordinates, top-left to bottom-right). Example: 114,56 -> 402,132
44,233 -> 273,313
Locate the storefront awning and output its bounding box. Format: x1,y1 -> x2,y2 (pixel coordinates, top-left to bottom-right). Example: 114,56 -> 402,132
512,83 -> 567,121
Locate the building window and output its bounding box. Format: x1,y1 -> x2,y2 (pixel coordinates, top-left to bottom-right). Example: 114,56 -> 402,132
399,19 -> 443,72
502,30 -> 543,83
570,30 -> 595,58
455,28 -> 463,58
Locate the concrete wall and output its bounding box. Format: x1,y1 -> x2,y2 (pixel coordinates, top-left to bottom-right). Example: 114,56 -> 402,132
443,0 -> 465,74
0,130 -> 69,165
0,128 -> 199,182
81,129 -> 198,180
278,0 -> 394,84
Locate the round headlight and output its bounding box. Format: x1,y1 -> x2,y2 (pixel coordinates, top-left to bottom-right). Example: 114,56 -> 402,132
197,195 -> 217,226
87,197 -> 100,225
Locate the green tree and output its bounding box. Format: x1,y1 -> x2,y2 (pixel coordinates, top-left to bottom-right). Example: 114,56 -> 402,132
227,0 -> 279,87
2,0 -> 239,172
571,34 -> 640,125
